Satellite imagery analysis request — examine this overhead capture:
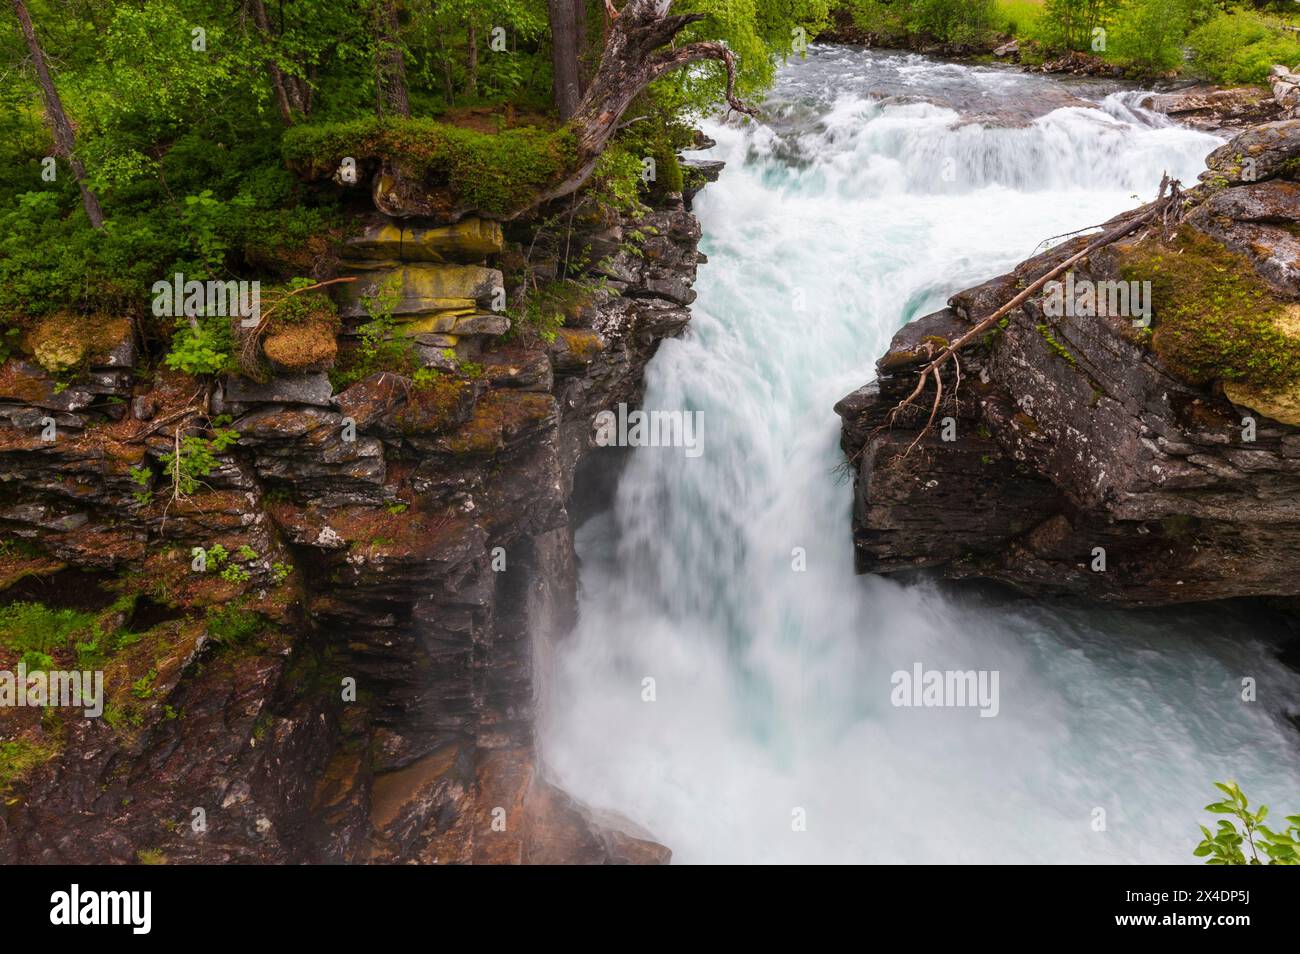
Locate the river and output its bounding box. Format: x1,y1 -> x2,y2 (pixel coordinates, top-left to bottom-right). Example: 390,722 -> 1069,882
540,45 -> 1300,864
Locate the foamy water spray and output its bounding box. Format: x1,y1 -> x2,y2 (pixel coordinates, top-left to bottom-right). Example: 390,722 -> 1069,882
540,48 -> 1300,863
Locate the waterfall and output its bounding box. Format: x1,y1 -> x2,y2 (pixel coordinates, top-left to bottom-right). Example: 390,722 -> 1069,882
540,47 -> 1300,864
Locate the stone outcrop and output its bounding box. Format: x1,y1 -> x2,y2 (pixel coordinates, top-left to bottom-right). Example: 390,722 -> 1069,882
836,121 -> 1300,606
1270,63 -> 1300,118
0,161 -> 708,863
1140,85 -> 1284,133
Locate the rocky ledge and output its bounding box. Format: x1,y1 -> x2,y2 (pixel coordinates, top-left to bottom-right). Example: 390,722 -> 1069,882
0,162 -> 707,863
837,119 -> 1300,606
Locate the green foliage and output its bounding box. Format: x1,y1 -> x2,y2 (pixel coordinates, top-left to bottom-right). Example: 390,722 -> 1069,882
219,564 -> 251,584
847,0 -> 997,44
159,427 -> 240,498
0,737 -> 61,797
992,0 -> 1045,36
163,315 -> 234,376
510,279 -> 597,344
1038,0 -> 1123,51
1108,0 -> 1195,75
1195,781 -> 1300,865
129,465 -> 154,506
331,273 -> 420,388
0,602 -> 97,657
130,670 -> 158,700
668,0 -> 833,105
282,117 -> 577,218
205,605 -> 263,644
1188,9 -> 1300,85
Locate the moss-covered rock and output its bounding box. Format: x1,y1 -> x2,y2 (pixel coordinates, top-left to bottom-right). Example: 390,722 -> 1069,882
23,314 -> 133,375
281,118 -> 577,221
1121,227 -> 1300,392
263,320 -> 339,373
336,264 -> 502,320
342,218 -> 505,264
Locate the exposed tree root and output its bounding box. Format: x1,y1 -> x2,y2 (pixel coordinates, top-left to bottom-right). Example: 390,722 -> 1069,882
880,175 -> 1187,459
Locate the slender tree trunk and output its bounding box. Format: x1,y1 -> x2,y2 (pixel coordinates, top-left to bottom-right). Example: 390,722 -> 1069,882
12,0 -> 104,229
574,0 -> 589,95
466,20 -> 478,99
432,20 -> 454,104
249,0 -> 294,124
548,0 -> 582,119
375,1 -> 755,223
374,0 -> 410,117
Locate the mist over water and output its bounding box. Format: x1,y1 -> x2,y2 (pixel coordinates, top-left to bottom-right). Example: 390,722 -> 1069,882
539,47 -> 1300,863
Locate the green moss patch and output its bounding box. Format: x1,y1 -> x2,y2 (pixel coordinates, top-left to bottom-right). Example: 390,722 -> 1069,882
282,118 -> 577,219
0,736 -> 62,798
1121,228 -> 1300,392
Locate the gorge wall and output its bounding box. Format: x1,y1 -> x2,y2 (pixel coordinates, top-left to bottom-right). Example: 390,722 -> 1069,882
0,166 -> 710,863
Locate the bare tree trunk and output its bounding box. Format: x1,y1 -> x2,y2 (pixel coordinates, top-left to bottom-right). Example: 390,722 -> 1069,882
375,0 -> 410,117
249,0 -> 294,124
466,20 -> 478,99
531,0 -> 755,210
376,1 -> 754,223
12,0 -> 104,229
548,0 -> 582,119
574,0 -> 589,95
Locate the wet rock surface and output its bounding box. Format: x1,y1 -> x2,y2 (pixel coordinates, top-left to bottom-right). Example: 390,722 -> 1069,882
837,122 -> 1300,607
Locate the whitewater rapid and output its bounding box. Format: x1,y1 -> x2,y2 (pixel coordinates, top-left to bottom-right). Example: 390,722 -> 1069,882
540,47 -> 1300,863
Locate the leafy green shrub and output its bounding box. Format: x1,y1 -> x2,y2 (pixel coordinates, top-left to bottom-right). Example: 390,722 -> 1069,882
1195,781 -> 1300,865
1038,0 -> 1122,51
847,0 -> 997,44
1188,10 -> 1300,85
163,315 -> 234,376
159,427 -> 240,498
1108,0 -> 1192,75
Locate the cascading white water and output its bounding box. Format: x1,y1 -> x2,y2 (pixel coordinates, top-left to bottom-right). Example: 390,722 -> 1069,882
540,47 -> 1300,863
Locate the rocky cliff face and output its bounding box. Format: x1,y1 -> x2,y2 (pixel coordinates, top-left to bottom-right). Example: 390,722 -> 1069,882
837,120 -> 1300,607
0,177 -> 704,863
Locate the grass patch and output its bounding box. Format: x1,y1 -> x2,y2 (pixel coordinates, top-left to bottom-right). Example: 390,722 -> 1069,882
0,602 -> 98,658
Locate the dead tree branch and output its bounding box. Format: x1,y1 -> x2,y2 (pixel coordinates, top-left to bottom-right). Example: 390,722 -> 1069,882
884,175 -> 1185,454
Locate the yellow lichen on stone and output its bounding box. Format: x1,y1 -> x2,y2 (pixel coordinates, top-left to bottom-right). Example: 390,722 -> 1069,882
24,314 -> 132,374
397,312 -> 472,336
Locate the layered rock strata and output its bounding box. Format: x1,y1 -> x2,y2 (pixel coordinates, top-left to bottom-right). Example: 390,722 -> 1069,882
0,178 -> 705,864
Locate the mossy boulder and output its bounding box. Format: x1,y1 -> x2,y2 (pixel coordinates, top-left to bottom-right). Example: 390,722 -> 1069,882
551,328 -> 606,375
1121,228 -> 1300,393
390,378 -> 478,436
24,314 -> 134,375
1200,120 -> 1300,185
281,118 -> 576,222
441,389 -> 556,456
